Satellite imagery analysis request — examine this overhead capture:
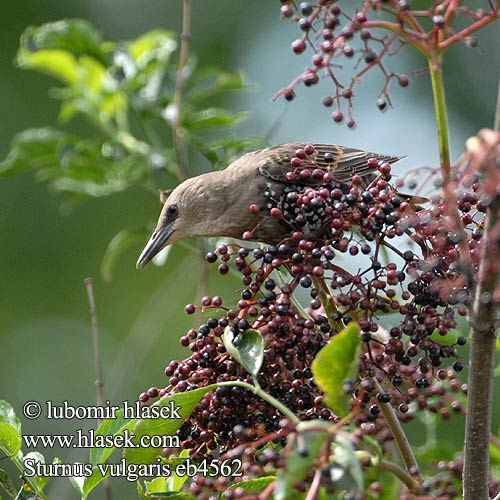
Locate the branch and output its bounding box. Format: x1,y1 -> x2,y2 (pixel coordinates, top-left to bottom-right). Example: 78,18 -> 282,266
439,10 -> 499,50
378,459 -> 421,493
463,196 -> 500,500
428,54 -> 451,180
373,379 -> 423,484
84,278 -> 106,411
84,278 -> 112,500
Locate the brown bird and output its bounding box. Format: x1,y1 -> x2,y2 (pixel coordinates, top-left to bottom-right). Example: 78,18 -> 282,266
136,143 -> 408,269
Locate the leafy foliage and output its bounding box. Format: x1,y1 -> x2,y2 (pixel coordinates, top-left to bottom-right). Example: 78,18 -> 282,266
0,401 -> 57,500
0,19 -> 264,278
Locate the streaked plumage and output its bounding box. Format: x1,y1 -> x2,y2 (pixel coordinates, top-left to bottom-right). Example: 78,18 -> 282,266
136,143 -> 405,269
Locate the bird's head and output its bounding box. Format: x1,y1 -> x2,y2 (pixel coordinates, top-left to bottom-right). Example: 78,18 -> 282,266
136,180 -> 198,269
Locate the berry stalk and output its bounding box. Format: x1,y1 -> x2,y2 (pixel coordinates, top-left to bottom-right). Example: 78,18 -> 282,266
428,54 -> 451,181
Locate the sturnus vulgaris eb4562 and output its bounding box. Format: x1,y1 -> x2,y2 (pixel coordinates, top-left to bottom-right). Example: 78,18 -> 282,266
136,143 -> 417,269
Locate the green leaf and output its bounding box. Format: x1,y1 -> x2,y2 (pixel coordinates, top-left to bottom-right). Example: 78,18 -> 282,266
0,401 -> 21,432
1,127 -> 152,206
491,442 -> 500,466
18,19 -> 107,65
129,30 -> 177,69
81,410 -> 137,498
183,108 -> 248,130
228,476 -> 276,493
428,330 -> 460,346
0,128 -> 67,177
367,467 -> 399,500
0,401 -> 22,459
69,473 -> 85,497
311,322 -> 361,417
138,478 -> 196,500
81,465 -> 110,499
89,409 -> 137,466
223,327 -> 264,378
165,449 -> 190,493
17,49 -> 78,84
101,229 -> 150,282
144,476 -> 168,494
275,429 -> 327,500
24,453 -> 62,492
124,387 -> 214,465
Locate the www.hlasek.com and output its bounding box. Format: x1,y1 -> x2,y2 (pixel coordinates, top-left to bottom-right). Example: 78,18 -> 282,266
19,400 -> 244,482
22,399 -> 181,449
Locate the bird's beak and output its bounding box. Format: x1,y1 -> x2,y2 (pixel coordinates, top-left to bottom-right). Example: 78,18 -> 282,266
136,225 -> 175,269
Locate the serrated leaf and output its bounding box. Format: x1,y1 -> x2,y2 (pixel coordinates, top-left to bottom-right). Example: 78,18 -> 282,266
223,327 -> 264,378
275,430 -> 327,500
101,229 -> 150,282
311,322 -> 360,417
124,387 -> 214,465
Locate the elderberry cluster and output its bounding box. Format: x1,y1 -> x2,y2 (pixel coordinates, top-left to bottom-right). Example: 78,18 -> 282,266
137,142 -> 491,498
276,1 -> 495,126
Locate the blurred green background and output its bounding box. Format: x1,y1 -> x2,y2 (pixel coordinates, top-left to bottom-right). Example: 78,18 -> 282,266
1,1 -> 498,498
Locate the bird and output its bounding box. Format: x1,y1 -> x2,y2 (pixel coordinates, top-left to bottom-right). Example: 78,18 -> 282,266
136,143 -> 417,269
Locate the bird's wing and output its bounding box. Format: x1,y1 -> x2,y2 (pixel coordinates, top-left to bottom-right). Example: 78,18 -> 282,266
257,143 -> 401,185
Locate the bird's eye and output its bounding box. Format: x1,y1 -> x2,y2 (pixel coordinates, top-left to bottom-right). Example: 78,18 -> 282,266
167,204 -> 178,216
